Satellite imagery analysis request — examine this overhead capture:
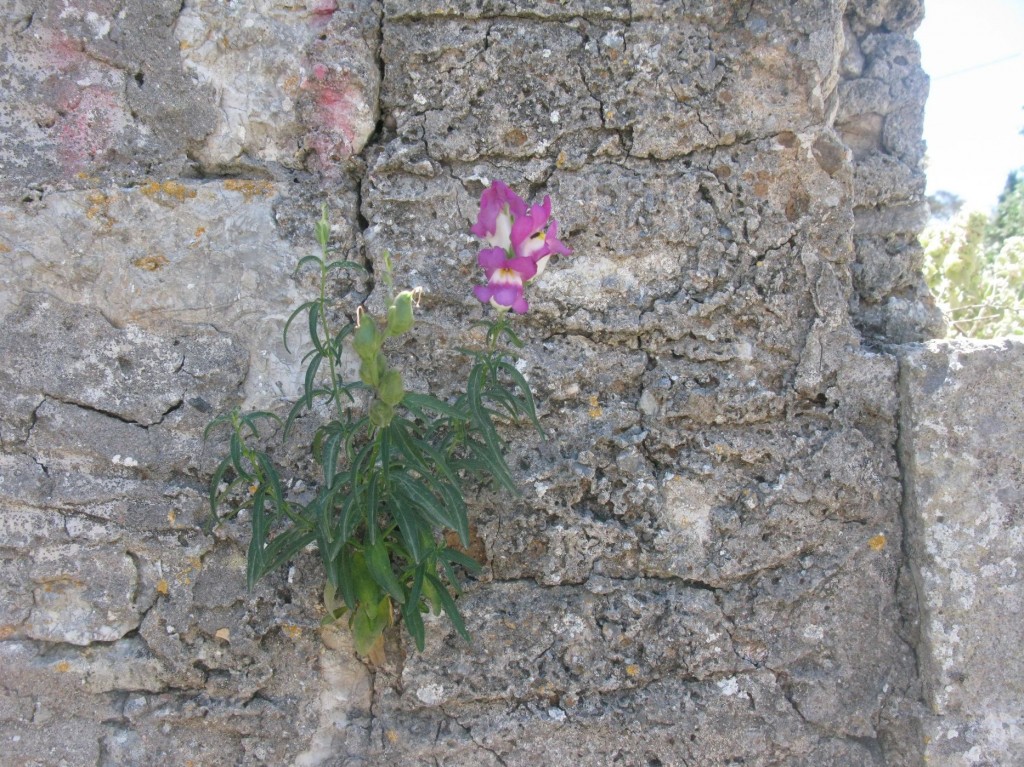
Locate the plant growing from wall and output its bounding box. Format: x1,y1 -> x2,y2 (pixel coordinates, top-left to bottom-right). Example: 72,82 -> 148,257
204,182 -> 570,660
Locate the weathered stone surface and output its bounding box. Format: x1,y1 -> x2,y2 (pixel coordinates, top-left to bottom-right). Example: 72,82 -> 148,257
0,0 -> 217,200
175,0 -> 382,174
0,181 -> 355,405
899,339 -> 1024,765
0,0 -> 998,764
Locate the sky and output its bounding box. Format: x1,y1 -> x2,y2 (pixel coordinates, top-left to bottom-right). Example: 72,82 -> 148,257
915,0 -> 1024,212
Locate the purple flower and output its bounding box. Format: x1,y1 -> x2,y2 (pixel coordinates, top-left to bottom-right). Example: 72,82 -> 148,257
510,197 -> 572,280
473,247 -> 537,314
471,181 -> 527,251
471,181 -> 571,311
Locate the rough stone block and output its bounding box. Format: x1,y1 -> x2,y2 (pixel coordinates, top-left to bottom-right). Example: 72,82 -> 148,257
899,339 -> 1024,765
175,0 -> 381,173
0,0 -> 217,198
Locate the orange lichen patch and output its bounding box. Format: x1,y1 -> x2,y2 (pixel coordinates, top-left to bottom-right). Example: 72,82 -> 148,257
443,523 -> 487,564
281,624 -> 303,639
176,556 -> 203,586
504,128 -> 528,147
556,150 -> 568,169
156,579 -> 169,596
167,509 -> 177,527
868,534 -> 887,551
141,180 -> 196,205
133,254 -> 169,271
385,729 -> 399,744
54,660 -> 71,673
0,625 -> 16,640
625,664 -> 640,677
194,225 -> 206,238
84,191 -> 116,229
588,394 -> 603,419
0,242 -> 10,253
223,179 -> 274,202
40,576 -> 85,592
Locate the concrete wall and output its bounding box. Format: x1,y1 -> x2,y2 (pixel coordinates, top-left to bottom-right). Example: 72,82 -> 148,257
0,1 -> 1019,765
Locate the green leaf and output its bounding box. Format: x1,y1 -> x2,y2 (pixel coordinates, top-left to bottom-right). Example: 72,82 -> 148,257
366,539 -> 406,605
263,528 -> 316,573
294,254 -> 323,275
202,411 -> 234,442
420,572 -> 443,616
284,300 -> 317,354
322,429 -> 344,488
332,478 -> 364,553
241,410 -> 283,437
387,491 -> 425,564
441,547 -> 482,574
331,322 -> 355,360
208,455 -> 233,516
308,300 -> 325,354
402,392 -> 468,421
229,432 -> 252,481
246,488 -> 269,591
335,545 -> 357,611
303,352 -> 324,407
496,359 -> 540,426
284,395 -> 312,440
325,259 -> 368,275
404,565 -> 426,651
467,382 -> 517,491
351,604 -> 384,657
254,452 -> 283,503
391,472 -> 458,536
464,437 -> 518,495
352,551 -> 382,615
426,572 -> 471,643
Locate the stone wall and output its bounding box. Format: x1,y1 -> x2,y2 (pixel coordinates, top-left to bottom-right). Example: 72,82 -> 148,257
0,1 -> 1016,765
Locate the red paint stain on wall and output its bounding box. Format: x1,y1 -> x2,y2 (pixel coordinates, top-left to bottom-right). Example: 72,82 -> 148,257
301,64 -> 367,172
39,29 -> 129,175
56,87 -> 122,172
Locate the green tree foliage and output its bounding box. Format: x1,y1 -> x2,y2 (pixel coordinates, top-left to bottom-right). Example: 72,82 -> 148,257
921,170 -> 1024,338
987,170 -> 1024,251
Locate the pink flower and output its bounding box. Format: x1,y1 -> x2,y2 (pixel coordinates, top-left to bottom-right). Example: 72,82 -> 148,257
510,197 -> 572,280
472,247 -> 536,314
471,181 -> 571,312
471,180 -> 527,251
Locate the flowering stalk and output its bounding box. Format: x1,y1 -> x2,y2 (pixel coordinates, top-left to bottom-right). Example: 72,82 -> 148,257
205,183 -> 570,660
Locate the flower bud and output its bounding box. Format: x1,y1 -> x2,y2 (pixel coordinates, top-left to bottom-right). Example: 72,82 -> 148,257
353,314 -> 381,361
386,290 -> 416,337
369,400 -> 394,429
359,356 -> 382,388
378,369 -> 404,406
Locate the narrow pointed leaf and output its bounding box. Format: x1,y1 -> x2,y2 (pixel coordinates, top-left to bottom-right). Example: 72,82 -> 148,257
426,572 -> 471,642
284,301 -> 317,353
366,539 -> 406,605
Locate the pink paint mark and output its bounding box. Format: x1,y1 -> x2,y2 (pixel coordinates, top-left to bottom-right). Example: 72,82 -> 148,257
308,0 -> 337,29
56,86 -> 122,173
37,28 -> 129,176
301,64 -> 368,172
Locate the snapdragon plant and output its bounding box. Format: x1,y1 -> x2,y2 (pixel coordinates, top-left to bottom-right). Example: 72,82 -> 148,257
205,182 -> 570,660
